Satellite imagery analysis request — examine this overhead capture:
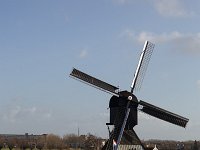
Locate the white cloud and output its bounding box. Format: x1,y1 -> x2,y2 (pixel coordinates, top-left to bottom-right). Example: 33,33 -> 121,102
138,31 -> 183,43
43,112 -> 52,119
197,80 -> 200,89
65,15 -> 70,23
25,107 -> 37,114
78,49 -> 88,59
2,105 -> 51,123
112,0 -> 194,18
120,30 -> 183,43
138,111 -> 151,120
121,30 -> 200,54
112,0 -> 132,4
3,105 -> 21,122
3,106 -> 37,122
99,112 -> 109,118
153,0 -> 194,18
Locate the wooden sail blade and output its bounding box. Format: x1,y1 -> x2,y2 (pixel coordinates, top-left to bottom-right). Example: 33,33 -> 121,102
70,68 -> 119,95
139,100 -> 189,128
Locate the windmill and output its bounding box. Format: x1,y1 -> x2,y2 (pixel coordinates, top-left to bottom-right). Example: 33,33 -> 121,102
69,41 -> 189,150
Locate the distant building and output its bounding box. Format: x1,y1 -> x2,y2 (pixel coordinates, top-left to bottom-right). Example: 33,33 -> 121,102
118,144 -> 143,150
0,133 -> 46,141
0,133 -> 47,148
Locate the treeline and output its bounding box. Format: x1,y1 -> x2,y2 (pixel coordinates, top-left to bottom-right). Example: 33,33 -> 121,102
144,139 -> 200,150
0,133 -> 103,150
1,133 -> 199,150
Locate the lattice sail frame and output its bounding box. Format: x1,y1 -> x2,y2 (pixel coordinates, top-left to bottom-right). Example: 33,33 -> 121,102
131,41 -> 155,92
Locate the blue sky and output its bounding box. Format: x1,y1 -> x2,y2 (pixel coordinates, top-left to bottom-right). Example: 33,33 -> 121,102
0,0 -> 200,141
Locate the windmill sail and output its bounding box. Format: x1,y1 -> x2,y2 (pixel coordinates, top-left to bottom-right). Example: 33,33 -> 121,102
131,41 -> 155,93
139,100 -> 189,128
70,68 -> 119,95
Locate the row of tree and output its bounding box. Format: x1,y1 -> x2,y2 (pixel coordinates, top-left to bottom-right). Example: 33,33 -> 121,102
144,139 -> 200,150
0,133 -> 103,150
1,133 -> 199,150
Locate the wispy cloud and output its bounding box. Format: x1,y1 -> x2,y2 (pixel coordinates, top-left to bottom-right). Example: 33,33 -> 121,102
99,112 -> 109,118
112,0 -> 194,18
3,105 -> 36,122
153,0 -> 194,18
78,49 -> 88,59
197,80 -> 200,89
121,30 -> 200,54
138,112 -> 151,120
112,0 -> 132,4
43,112 -> 52,119
2,105 -> 51,123
65,15 -> 69,23
136,31 -> 184,43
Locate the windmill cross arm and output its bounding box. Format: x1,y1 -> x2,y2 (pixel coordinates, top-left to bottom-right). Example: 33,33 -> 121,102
139,100 -> 189,128
69,68 -> 119,95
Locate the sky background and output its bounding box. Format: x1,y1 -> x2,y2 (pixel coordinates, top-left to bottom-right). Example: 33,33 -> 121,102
0,0 -> 200,141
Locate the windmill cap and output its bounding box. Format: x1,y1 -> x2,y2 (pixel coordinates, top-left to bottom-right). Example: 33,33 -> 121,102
119,91 -> 137,98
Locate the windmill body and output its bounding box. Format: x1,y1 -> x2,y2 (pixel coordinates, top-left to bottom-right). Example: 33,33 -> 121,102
69,41 -> 189,150
109,92 -> 138,130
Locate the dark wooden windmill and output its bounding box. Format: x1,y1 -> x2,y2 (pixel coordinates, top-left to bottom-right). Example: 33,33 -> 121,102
69,41 -> 189,150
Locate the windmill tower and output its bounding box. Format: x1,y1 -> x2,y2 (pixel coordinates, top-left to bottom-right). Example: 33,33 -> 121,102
69,41 -> 189,150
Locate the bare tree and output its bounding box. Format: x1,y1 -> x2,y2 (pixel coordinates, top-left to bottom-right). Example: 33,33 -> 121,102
84,133 -> 102,150
46,134 -> 63,149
